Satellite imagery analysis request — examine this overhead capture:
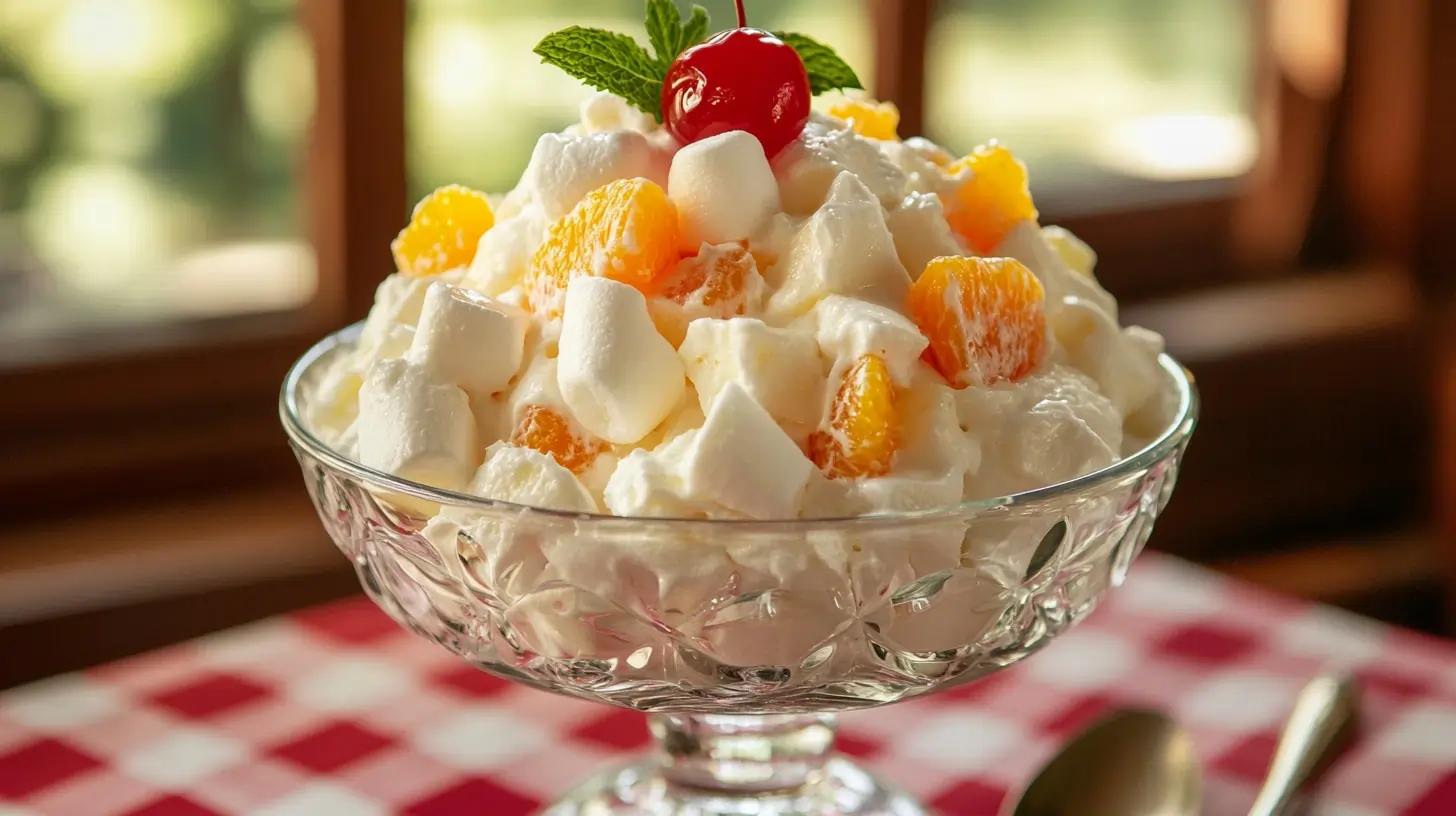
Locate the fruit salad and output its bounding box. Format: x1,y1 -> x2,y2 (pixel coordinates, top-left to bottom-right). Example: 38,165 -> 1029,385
305,0 -> 1174,522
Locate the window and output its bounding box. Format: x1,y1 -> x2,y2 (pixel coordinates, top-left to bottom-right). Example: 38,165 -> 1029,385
0,0 -> 317,364
926,0 -> 1257,195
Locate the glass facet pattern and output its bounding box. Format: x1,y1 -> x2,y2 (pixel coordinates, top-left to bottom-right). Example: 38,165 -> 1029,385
281,325 -> 1197,813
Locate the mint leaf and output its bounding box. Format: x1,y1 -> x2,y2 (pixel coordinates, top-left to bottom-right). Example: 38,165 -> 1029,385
774,31 -> 864,95
679,6 -> 710,55
644,0 -> 681,72
534,27 -> 664,121
644,0 -> 711,71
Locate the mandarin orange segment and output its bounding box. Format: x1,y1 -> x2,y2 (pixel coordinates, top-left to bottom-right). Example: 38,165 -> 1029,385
827,99 -> 901,141
657,243 -> 755,310
940,143 -> 1038,254
391,185 -> 495,277
909,256 -> 1047,388
510,405 -> 608,474
527,178 -> 680,316
809,354 -> 898,479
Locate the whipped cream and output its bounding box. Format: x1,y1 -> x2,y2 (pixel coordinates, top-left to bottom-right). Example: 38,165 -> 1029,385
310,94 -> 1177,523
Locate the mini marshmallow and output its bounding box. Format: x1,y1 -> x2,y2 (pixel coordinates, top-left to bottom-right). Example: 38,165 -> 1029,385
635,386 -> 707,451
557,277 -> 685,444
603,433 -> 705,518
1042,225 -> 1097,277
668,130 -> 780,251
1050,297 -> 1161,416
462,206 -> 549,296
467,442 -> 598,513
678,317 -> 824,432
885,192 -> 965,280
357,357 -> 478,491
356,270 -> 461,355
994,221 -> 1118,318
802,295 -> 928,385
409,282 -> 530,396
958,366 -> 1123,498
773,114 -> 907,215
681,382 -> 815,520
579,91 -> 657,134
306,323 -> 415,444
505,340 -> 566,429
879,136 -> 965,196
894,367 -> 979,476
765,173 -> 911,322
522,131 -> 669,220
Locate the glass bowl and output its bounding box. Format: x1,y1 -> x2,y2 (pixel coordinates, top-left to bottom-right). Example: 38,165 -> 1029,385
280,323 -> 1198,815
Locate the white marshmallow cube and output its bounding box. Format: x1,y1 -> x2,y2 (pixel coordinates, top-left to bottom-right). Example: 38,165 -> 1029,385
579,91 -> 658,134
522,131 -> 669,220
1051,298 -> 1161,416
505,342 -> 565,429
668,130 -> 781,251
879,136 -> 963,196
409,282 -> 530,396
603,433 -> 705,518
678,317 -> 824,431
1042,225 -> 1097,277
885,192 -> 965,280
356,270 -> 459,356
766,173 -> 911,322
681,382 -> 814,520
467,442 -> 598,513
772,114 -> 907,215
803,295 -> 928,385
994,221 -> 1118,318
357,357 -> 478,491
557,277 -> 686,444
462,206 -> 549,296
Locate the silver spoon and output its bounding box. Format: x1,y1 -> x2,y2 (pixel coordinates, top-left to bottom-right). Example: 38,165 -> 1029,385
1003,707 -> 1202,816
1005,673 -> 1358,816
1248,673 -> 1359,816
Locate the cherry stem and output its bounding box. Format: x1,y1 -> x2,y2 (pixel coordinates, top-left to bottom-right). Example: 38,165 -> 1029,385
735,0 -> 747,28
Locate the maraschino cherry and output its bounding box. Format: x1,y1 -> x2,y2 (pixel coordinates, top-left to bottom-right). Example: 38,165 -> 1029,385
661,0 -> 811,158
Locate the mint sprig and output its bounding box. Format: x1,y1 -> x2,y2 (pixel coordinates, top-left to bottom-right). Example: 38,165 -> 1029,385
532,27 -> 664,121
645,0 -> 709,71
534,2 -> 866,123
774,31 -> 864,95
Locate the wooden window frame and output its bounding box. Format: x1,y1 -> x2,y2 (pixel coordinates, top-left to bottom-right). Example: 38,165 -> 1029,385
0,0 -> 407,518
870,0 -> 1350,303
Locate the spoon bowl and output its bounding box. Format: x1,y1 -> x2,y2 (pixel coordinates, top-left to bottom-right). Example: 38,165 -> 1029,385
1005,708 -> 1202,816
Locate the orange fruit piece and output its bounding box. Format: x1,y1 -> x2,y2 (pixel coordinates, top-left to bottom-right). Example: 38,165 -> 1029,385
808,354 -> 898,479
827,99 -> 901,141
909,256 -> 1047,388
511,405 -> 608,474
391,185 -> 495,277
527,178 -> 680,317
657,243 -> 755,310
940,142 -> 1038,254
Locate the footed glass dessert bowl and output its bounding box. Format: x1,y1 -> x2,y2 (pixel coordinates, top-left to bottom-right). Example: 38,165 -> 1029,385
281,324 -> 1198,815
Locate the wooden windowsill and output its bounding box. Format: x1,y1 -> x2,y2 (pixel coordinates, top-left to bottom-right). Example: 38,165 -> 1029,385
0,485 -> 342,628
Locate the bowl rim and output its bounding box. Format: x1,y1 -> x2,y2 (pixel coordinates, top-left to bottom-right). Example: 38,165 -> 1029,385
280,321 -> 1199,530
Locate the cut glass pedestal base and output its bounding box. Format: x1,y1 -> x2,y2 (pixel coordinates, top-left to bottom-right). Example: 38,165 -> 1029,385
543,757 -> 929,816
542,714 -> 929,816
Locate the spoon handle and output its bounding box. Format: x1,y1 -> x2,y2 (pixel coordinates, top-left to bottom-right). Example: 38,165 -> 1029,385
1248,673 -> 1359,816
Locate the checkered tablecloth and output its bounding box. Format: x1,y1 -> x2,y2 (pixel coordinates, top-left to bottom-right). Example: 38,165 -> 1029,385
2,554 -> 1455,815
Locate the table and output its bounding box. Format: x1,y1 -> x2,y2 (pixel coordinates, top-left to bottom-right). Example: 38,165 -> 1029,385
1,554 -> 1454,815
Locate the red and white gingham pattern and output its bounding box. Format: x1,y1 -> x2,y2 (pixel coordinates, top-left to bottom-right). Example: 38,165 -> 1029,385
2,554 -> 1455,815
